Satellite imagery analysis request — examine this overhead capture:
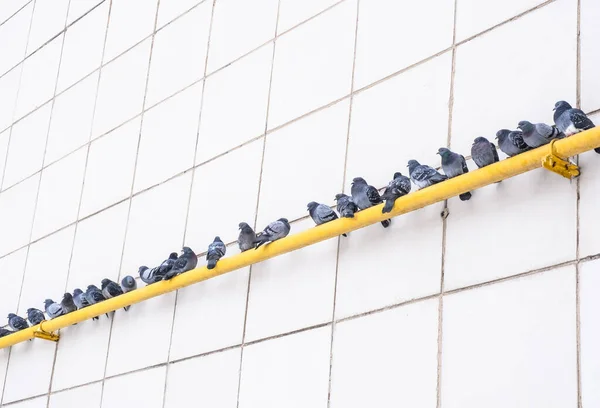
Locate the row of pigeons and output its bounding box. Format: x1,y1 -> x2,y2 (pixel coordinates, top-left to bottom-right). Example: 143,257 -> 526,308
0,100 -> 595,340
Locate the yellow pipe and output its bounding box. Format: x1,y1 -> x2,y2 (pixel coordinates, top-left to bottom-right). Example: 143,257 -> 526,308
1,126 -> 599,349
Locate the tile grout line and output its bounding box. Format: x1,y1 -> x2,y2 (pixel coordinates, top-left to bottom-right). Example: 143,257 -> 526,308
0,0 -> 33,29
575,0 -> 582,406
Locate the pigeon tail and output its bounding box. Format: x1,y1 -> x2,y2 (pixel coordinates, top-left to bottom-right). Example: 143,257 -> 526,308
207,259 -> 217,269
381,219 -> 391,228
341,211 -> 354,218
123,306 -> 130,312
459,192 -> 472,201
382,199 -> 395,214
163,270 -> 179,280
595,147 -> 600,154
254,235 -> 269,249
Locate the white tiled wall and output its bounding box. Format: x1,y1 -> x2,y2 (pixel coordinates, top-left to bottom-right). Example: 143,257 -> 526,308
0,0 -> 597,407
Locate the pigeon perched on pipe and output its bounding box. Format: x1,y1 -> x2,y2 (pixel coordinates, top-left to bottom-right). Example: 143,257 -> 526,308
438,148 -> 471,201
381,172 -> 411,213
471,137 -> 499,168
163,247 -> 198,280
334,193 -> 358,218
26,308 -> 45,326
254,219 -> 291,248
517,120 -> 563,148
495,129 -> 530,157
351,177 -> 390,228
238,222 -> 256,253
553,100 -> 598,153
307,202 -> 346,237
207,237 -> 226,269
407,160 -> 447,189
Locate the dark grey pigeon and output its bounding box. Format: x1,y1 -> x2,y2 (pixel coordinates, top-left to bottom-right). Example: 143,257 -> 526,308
351,177 -> 391,228
517,120 -> 563,148
307,202 -> 346,237
85,285 -> 108,320
73,288 -> 89,310
7,313 -> 28,331
0,328 -> 12,337
207,237 -> 226,270
254,218 -> 291,248
27,308 -> 45,326
381,172 -> 411,213
334,193 -> 358,218
44,299 -> 64,319
238,222 -> 256,252
164,247 -> 198,280
495,129 -> 530,157
407,160 -> 447,189
471,137 -> 499,168
61,293 -> 77,314
438,148 -> 471,201
156,252 -> 179,281
120,275 -> 137,311
102,278 -> 125,313
553,100 -> 598,153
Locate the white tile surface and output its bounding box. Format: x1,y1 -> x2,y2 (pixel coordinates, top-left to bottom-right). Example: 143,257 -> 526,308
0,3 -> 32,76
3,102 -> 51,189
330,299 -> 439,408
49,383 -> 103,408
157,0 -> 203,29
207,0 -> 278,73
0,66 -> 22,132
165,349 -> 241,408
146,3 -> 211,106
239,327 -> 331,408
92,39 -> 150,139
196,44 -> 273,163
268,0 -> 355,129
579,112 -> 600,257
354,0 -> 454,89
103,0 -> 158,63
66,0 -> 104,25
581,260 -> 600,407
26,0 -> 69,54
57,1 -> 108,93
0,130 -> 9,182
0,173 -> 39,256
0,248 -> 27,319
101,366 -> 166,408
0,0 -> 30,24
581,0 -> 600,113
277,0 -> 340,33
79,117 -> 140,218
0,351 -> 8,405
441,267 -> 577,408
257,100 -> 348,227
5,396 -> 47,408
134,83 -> 202,192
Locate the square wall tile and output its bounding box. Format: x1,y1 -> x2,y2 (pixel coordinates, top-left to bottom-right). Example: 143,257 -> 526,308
0,0 -> 30,23
441,267 -> 577,408
245,220 -> 337,341
145,3 -> 210,106
46,72 -> 98,165
277,0 -> 340,33
66,0 -> 104,24
3,102 -> 51,189
578,112 -> 600,257
186,139 -> 262,248
354,0 -> 453,90
93,39 -> 150,139
444,167 -> 576,291
50,383 -> 102,408
0,350 -> 10,404
165,349 -> 240,408
26,0 -> 69,54
268,0 -> 355,129
451,0 -> 576,156
103,0 -> 158,63
0,248 -> 27,319
57,2 -> 108,93
157,0 -> 204,29
101,366 -> 166,408
170,266 -> 248,360
257,101 -> 348,227
105,293 -> 175,376
0,174 -> 39,256
120,173 -> 190,277
79,118 -> 140,218
5,396 -> 47,408
207,0 -> 278,73
31,148 -> 86,241
581,0 -> 600,113
239,326 -> 331,408
580,260 -> 600,407
14,35 -> 62,120
336,202 -> 444,319
0,3 -> 32,76
0,66 -> 22,132
196,44 -> 272,163
330,299 -> 439,408
134,83 -> 202,192
0,130 -> 8,181
346,53 -> 451,189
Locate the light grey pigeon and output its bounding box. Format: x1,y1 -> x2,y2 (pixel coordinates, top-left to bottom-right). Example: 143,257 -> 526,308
471,137 -> 499,168
207,237 -> 226,269
334,193 -> 358,218
27,308 -> 45,326
120,275 -> 137,311
553,100 -> 598,153
254,218 -> 291,248
164,247 -> 198,280
495,129 -> 530,157
138,265 -> 157,285
85,285 -> 108,320
351,177 -> 391,228
61,293 -> 77,314
517,120 -> 563,148
438,148 -> 471,201
7,313 -> 28,331
238,222 -> 256,252
307,202 -> 346,237
44,299 -> 64,319
381,172 -> 411,213
0,328 -> 12,337
407,160 -> 447,189
73,288 -> 89,310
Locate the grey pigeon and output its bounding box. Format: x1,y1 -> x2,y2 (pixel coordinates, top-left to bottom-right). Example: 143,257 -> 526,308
73,288 -> 89,310
7,313 -> 28,331
517,120 -> 563,148
351,177 -> 391,228
471,137 -> 499,168
238,222 -> 256,252
85,285 -> 108,320
334,193 -> 358,218
163,247 -> 198,280
120,275 -> 137,311
407,160 -> 447,189
27,308 -> 45,326
156,252 -> 179,280
102,278 -> 125,313
207,237 -> 226,269
553,100 -> 598,153
438,148 -> 471,201
254,218 -> 291,248
138,265 -> 156,285
495,129 -> 530,157
381,172 -> 411,213
44,299 -> 64,319
0,328 -> 12,337
61,293 -> 77,314
307,202 -> 346,237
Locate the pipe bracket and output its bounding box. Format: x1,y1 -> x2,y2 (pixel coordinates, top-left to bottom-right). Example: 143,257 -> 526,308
542,140 -> 580,179
33,321 -> 59,342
